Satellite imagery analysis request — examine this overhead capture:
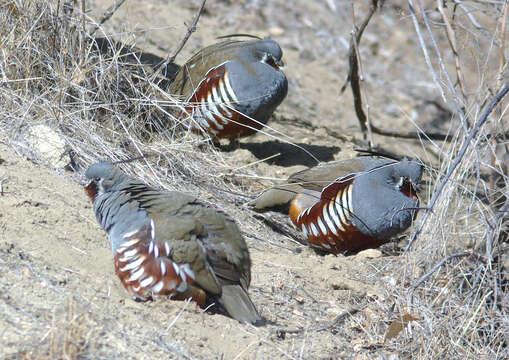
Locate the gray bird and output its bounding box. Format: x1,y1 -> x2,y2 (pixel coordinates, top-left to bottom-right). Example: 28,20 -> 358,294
251,157 -> 423,254
84,162 -> 262,325
169,37 -> 288,140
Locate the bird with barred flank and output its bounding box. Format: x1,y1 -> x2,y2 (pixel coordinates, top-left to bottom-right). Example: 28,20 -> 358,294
169,37 -> 288,142
84,162 -> 263,325
250,157 -> 423,254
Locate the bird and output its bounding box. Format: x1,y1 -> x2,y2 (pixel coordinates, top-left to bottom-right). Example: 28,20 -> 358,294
250,157 -> 423,254
84,162 -> 263,325
169,37 -> 288,142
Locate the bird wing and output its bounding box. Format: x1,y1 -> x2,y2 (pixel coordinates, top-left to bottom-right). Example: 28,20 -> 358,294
169,40 -> 248,97
288,158 -> 368,191
250,158 -> 368,212
140,192 -> 250,293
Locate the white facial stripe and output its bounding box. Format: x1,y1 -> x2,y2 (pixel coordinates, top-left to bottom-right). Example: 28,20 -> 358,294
148,241 -> 154,254
154,245 -> 159,258
160,261 -> 167,276
129,267 -> 145,282
223,72 -> 239,103
164,242 -> 170,256
152,280 -> 164,293
139,276 -> 154,288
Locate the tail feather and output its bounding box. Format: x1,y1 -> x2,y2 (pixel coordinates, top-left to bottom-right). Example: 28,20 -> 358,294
249,185 -> 301,213
219,285 -> 264,326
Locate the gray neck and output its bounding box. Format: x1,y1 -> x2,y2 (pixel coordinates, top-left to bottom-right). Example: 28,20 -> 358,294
93,185 -> 149,253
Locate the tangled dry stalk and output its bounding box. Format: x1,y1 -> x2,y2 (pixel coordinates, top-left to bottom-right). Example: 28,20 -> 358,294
0,0 -> 508,358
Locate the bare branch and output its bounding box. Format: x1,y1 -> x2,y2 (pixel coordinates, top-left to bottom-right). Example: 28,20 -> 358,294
410,251 -> 473,293
165,0 -> 207,66
341,0 -> 380,145
89,0 -> 128,36
405,83 -> 509,253
408,0 -> 468,128
437,0 -> 467,100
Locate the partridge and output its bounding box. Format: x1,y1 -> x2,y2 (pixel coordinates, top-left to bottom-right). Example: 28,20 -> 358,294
251,157 -> 423,254
169,37 -> 288,140
84,162 -> 262,324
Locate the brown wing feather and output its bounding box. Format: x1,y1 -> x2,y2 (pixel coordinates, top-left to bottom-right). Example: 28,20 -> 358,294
289,158 -> 367,192
170,40 -> 249,97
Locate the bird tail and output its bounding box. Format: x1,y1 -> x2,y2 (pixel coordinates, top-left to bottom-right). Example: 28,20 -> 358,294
249,185 -> 301,213
219,285 -> 264,326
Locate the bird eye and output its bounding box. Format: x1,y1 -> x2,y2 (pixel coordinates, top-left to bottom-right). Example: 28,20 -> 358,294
95,177 -> 101,182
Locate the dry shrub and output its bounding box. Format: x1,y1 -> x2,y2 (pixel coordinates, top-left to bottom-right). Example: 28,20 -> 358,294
381,1 -> 509,357
8,297 -> 96,360
0,0 -> 258,196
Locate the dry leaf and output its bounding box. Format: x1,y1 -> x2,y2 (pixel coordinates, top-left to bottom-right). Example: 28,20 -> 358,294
385,313 -> 419,341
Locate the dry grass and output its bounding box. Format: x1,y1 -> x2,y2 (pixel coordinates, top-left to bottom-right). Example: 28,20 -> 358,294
0,0 -> 260,196
11,298 -> 96,360
0,0 -> 508,358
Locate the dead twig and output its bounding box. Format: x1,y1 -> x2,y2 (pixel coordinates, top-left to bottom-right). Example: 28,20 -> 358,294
0,176 -> 7,196
340,0 -> 380,145
89,0 -> 128,36
405,83 -> 509,253
437,0 -> 467,100
165,0 -> 206,66
369,124 -> 451,141
341,1 -> 455,143
409,0 -> 468,129
315,308 -> 360,332
499,0 -> 508,69
253,213 -> 308,247
410,251 -> 473,294
274,308 -> 361,336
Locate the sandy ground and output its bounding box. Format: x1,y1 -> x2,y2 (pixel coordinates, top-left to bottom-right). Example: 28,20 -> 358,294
1,0 -> 489,358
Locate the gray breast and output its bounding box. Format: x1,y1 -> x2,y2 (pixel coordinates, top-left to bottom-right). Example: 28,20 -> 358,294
93,190 -> 150,253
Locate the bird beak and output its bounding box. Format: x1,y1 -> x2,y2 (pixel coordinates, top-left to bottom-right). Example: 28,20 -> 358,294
276,59 -> 285,68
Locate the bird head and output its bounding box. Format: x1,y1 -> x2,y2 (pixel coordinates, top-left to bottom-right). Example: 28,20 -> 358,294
254,38 -> 284,69
390,159 -> 423,200
84,162 -> 126,202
